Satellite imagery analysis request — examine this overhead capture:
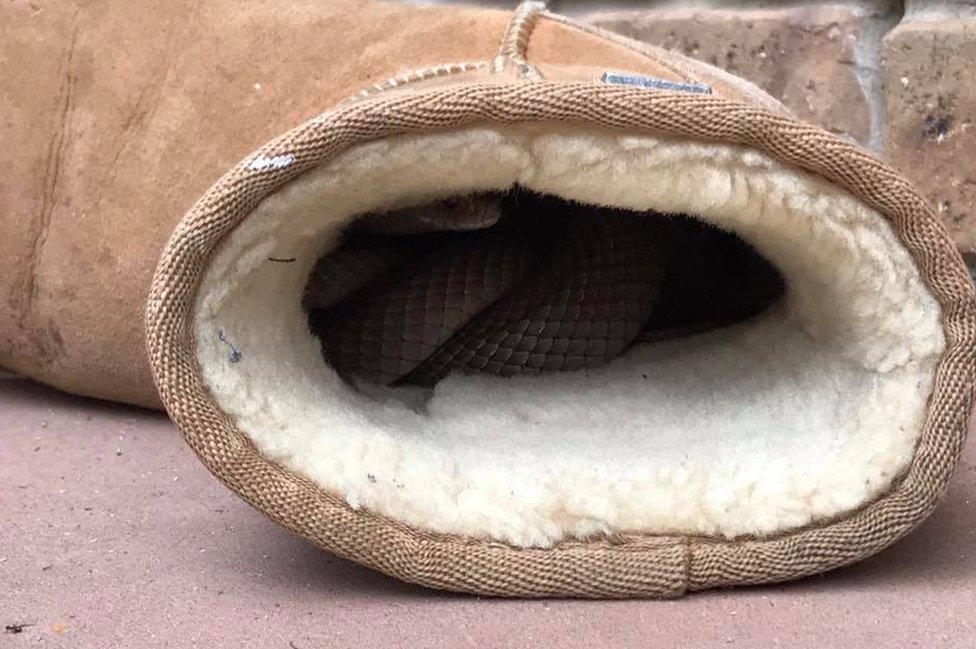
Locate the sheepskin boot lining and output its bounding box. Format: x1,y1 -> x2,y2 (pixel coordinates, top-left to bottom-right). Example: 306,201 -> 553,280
192,126 -> 944,548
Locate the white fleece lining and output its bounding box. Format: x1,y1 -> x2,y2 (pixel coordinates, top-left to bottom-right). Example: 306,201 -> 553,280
194,125 -> 944,548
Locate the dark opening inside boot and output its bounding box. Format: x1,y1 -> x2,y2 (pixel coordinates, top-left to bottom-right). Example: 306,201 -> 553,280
304,189 -> 785,393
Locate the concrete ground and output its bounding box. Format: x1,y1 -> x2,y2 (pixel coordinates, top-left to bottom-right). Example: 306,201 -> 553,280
2,376 -> 975,648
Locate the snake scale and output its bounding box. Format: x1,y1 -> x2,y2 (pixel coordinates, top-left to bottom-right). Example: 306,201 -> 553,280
306,190 -> 784,389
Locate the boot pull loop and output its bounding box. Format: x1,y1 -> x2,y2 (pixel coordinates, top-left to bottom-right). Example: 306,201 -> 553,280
492,1 -> 547,80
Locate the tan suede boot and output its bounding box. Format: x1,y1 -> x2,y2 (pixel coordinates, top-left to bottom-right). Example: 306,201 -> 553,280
4,0 -> 974,598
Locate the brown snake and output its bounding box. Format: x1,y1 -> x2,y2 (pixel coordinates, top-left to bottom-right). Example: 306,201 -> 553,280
306,190 -> 783,389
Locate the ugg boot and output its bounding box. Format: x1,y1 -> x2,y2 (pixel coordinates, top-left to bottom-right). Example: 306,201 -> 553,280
4,0 -> 974,597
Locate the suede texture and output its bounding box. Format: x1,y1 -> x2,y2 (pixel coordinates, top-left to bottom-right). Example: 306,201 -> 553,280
0,0 -> 787,408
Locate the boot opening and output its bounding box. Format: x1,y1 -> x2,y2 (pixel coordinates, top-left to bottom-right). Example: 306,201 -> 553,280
192,126 -> 943,547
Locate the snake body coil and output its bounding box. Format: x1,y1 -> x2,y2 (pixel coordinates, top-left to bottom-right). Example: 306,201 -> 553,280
306,191 -> 783,389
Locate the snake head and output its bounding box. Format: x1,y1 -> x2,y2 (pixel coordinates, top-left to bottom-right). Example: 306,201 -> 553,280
355,193 -> 503,235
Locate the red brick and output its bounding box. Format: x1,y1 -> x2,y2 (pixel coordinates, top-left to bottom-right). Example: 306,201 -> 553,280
884,19 -> 976,254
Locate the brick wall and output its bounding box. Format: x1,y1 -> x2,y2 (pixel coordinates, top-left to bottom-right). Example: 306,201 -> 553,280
416,0 -> 976,267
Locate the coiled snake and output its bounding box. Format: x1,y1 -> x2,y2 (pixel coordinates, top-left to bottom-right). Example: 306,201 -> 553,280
306,190 -> 783,389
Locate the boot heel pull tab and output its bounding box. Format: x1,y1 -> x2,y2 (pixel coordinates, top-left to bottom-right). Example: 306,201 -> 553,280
492,0 -> 547,80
